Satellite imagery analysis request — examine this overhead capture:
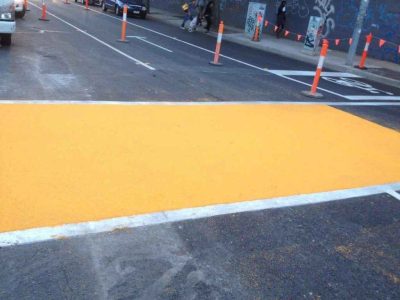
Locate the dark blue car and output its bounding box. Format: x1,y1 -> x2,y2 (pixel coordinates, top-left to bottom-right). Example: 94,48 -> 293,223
102,0 -> 147,19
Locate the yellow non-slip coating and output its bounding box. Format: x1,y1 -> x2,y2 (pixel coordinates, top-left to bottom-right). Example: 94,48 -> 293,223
1,104 -> 399,233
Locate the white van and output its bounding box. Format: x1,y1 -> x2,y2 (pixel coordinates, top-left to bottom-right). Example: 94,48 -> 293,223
0,0 -> 16,46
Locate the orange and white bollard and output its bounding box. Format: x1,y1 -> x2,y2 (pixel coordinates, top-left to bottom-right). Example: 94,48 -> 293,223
252,23 -> 260,42
358,33 -> 372,69
252,14 -> 262,42
24,0 -> 30,11
209,21 -> 224,66
85,0 -> 89,10
301,39 -> 329,98
117,5 -> 129,43
38,0 -> 49,21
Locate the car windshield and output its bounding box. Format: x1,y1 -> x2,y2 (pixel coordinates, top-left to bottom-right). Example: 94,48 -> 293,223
125,0 -> 143,5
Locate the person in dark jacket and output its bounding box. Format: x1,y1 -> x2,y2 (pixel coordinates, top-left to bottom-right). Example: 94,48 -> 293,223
204,1 -> 214,33
276,0 -> 287,38
195,0 -> 205,26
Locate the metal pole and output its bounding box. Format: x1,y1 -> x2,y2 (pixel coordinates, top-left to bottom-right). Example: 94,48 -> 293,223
346,0 -> 370,66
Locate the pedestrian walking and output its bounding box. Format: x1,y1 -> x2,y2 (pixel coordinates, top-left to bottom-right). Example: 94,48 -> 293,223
204,0 -> 214,33
276,1 -> 287,38
195,0 -> 205,26
181,0 -> 197,30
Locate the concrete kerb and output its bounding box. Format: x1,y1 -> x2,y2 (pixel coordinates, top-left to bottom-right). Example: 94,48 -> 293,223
148,8 -> 400,89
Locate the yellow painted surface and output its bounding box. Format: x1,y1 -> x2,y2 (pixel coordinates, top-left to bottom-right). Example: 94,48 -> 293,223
0,104 -> 399,233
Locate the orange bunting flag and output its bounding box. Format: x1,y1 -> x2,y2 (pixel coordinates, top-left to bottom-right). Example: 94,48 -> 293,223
264,20 -> 269,27
349,38 -> 353,45
379,39 -> 386,47
284,30 -> 290,37
274,25 -> 278,32
297,34 -> 302,41
335,39 -> 340,46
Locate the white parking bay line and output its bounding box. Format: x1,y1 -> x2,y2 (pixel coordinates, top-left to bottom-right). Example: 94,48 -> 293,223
269,70 -> 361,78
344,95 -> 400,101
127,36 -> 173,53
29,3 -> 155,71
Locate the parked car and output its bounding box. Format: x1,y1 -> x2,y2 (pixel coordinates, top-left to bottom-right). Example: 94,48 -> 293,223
75,0 -> 100,6
102,0 -> 147,19
0,0 -> 16,46
14,0 -> 25,18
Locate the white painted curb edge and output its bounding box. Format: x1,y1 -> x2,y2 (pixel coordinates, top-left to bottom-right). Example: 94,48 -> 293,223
1,182 -> 399,248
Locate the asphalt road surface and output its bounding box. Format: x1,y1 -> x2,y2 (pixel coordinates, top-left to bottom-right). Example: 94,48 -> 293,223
1,193 -> 400,299
0,0 -> 399,129
0,1 -> 400,299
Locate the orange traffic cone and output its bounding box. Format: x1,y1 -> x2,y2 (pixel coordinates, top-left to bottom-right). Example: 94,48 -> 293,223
39,0 -> 49,21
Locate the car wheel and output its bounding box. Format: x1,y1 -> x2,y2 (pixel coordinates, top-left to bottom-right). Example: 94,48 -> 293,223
0,34 -> 11,47
115,5 -> 120,16
140,13 -> 146,19
16,10 -> 26,18
102,1 -> 107,11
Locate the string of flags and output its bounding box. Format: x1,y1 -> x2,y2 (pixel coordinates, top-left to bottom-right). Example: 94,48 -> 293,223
263,19 -> 400,54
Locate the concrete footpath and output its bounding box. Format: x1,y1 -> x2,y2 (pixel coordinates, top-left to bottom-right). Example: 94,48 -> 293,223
148,8 -> 400,89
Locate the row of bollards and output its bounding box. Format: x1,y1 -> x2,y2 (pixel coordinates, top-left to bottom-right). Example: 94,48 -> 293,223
35,1 -> 375,99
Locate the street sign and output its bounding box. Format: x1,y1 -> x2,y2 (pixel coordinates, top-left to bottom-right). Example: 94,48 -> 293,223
245,2 -> 267,39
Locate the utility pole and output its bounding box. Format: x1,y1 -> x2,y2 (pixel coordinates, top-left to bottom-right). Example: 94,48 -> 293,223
346,0 -> 370,66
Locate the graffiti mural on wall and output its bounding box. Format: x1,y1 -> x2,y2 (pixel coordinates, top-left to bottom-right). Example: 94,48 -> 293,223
273,0 -> 334,37
313,0 -> 335,37
151,0 -> 399,63
274,0 -> 309,19
292,0 -> 310,18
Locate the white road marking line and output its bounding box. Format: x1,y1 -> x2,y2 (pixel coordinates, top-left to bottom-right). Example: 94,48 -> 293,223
268,70 -> 361,78
323,78 -> 395,96
127,36 -> 173,53
64,2 -> 369,101
386,190 -> 400,201
1,182 -> 399,248
386,190 -> 400,200
344,96 -> 400,101
29,1 -> 400,102
274,73 -> 348,98
15,30 -> 70,34
75,5 -> 357,99
126,35 -> 146,39
1,100 -> 400,106
77,4 -> 268,70
29,2 -> 155,71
